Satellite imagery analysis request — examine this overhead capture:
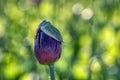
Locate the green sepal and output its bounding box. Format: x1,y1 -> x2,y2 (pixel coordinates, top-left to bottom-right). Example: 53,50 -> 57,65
39,20 -> 63,42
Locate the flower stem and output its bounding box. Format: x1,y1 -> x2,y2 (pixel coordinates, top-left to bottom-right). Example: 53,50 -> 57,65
49,64 -> 55,80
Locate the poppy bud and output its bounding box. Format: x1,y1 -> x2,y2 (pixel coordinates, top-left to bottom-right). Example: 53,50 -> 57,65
34,20 -> 63,65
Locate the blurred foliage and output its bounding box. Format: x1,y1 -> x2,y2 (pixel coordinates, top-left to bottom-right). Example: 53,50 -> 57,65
0,0 -> 120,80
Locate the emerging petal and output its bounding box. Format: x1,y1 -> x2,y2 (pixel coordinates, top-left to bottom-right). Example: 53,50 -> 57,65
34,29 -> 62,65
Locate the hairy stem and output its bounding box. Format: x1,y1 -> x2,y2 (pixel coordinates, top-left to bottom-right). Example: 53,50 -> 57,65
49,64 -> 55,80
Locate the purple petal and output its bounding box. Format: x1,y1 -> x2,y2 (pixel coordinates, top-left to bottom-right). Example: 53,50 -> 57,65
34,29 -> 62,64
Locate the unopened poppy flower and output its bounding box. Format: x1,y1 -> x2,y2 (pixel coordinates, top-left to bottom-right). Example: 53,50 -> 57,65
34,20 -> 63,65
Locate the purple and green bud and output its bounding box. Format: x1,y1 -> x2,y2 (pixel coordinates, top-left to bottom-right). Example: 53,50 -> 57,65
34,20 -> 63,65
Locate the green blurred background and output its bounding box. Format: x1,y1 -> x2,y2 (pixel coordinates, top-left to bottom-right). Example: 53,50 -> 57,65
0,0 -> 120,80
